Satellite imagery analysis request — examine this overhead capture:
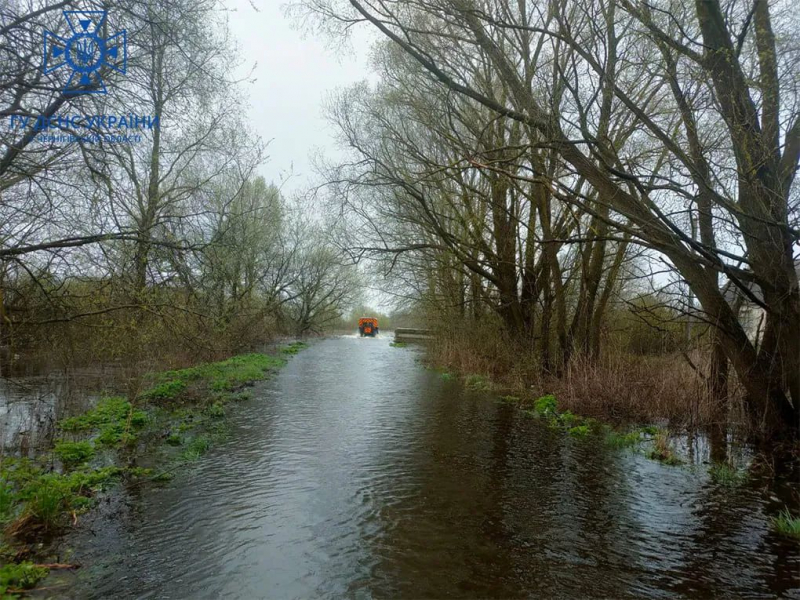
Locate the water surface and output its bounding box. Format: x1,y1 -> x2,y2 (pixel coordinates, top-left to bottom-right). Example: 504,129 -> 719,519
58,336 -> 800,598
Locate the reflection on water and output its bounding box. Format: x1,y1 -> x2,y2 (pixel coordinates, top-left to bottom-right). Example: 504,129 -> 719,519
0,370 -> 113,455
57,336 -> 799,598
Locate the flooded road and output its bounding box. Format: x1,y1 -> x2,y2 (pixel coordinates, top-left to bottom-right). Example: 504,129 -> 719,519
61,336 -> 799,598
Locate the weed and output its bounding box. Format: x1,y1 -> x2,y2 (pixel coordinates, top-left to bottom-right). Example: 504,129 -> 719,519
127,467 -> 153,478
280,342 -> 308,355
389,342 -> 407,348
0,480 -> 14,524
499,395 -> 520,403
53,441 -> 95,468
558,410 -> 579,425
533,394 -> 558,416
605,430 -> 642,449
141,380 -> 187,401
0,562 -> 48,595
60,397 -> 147,449
646,432 -> 682,465
465,374 -> 491,391
224,391 -> 252,402
709,463 -> 748,487
440,372 -> 454,381
151,471 -> 174,482
180,436 -> 211,461
166,433 -> 183,446
205,401 -> 225,418
771,509 -> 800,539
568,425 -> 591,437
640,425 -> 660,436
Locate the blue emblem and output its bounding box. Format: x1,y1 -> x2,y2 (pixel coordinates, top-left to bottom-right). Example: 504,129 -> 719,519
43,11 -> 126,95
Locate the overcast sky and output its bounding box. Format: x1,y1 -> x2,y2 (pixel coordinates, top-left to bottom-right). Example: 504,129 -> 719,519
224,0 -> 373,194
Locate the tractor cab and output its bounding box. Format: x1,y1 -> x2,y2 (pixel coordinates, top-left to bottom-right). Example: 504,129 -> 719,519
358,317 -> 379,337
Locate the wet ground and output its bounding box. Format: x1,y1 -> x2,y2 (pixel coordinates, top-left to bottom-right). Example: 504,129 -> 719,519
39,336 -> 800,598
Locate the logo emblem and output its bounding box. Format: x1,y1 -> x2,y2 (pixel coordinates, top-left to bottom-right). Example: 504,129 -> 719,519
43,11 -> 126,95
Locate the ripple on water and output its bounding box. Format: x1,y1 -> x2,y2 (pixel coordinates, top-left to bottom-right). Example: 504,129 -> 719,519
60,337 -> 800,599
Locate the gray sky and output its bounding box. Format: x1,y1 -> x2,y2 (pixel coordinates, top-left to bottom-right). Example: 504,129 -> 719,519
224,0 -> 373,194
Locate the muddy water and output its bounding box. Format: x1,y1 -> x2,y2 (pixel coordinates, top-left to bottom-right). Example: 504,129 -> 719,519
60,336 -> 798,599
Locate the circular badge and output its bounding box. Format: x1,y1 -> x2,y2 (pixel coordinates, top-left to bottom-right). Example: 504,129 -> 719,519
66,33 -> 106,73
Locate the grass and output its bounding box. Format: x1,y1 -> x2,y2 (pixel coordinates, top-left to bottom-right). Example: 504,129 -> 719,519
533,394 -> 557,416
154,353 -> 286,394
440,372 -> 454,381
646,432 -> 682,465
280,341 -> 308,355
498,395 -> 520,403
53,440 -> 95,468
464,374 -> 491,391
390,341 -> 408,348
0,460 -> 122,534
605,429 -> 642,449
568,424 -> 591,437
771,509 -> 800,539
709,463 -> 748,487
60,396 -> 148,448
0,562 -> 49,596
0,348 -> 304,594
179,436 -> 211,461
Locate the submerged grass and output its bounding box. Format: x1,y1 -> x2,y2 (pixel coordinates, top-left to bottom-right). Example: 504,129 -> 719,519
0,562 -> 49,596
0,342 -> 306,595
709,463 -> 749,487
646,432 -> 682,465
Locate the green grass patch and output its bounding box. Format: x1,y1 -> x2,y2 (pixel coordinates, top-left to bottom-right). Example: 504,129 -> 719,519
0,561 -> 49,596
709,463 -> 748,487
568,424 -> 591,437
280,341 -> 308,355
205,401 -> 225,418
180,436 -> 211,461
140,380 -> 187,401
59,397 -> 147,449
53,440 -> 95,468
0,461 -> 122,534
440,372 -> 454,381
533,394 -> 558,416
389,341 -> 408,348
646,432 -> 682,465
605,430 -> 642,449
499,395 -> 520,404
771,509 -> 800,539
464,374 -> 491,391
153,353 -> 286,395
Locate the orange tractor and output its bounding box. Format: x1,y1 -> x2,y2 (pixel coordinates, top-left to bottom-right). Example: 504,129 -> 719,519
358,317 -> 379,337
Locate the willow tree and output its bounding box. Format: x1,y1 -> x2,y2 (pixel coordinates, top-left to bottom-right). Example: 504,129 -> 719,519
302,0 -> 800,437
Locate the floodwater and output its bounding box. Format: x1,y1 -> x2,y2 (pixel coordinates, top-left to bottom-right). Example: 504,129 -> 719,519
52,336 -> 799,598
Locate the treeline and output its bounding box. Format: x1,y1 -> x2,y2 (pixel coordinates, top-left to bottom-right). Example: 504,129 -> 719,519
0,0 -> 359,370
301,0 -> 800,439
